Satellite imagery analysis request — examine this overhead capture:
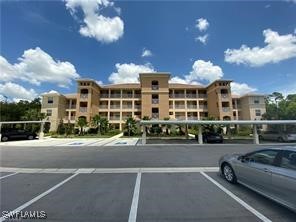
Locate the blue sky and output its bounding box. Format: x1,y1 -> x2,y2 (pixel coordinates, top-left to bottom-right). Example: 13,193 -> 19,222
1,0 -> 296,101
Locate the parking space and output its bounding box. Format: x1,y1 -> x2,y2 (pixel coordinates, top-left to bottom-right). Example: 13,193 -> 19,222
0,169 -> 295,222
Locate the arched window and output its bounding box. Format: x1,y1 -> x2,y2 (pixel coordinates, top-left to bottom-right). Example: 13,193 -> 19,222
151,80 -> 159,90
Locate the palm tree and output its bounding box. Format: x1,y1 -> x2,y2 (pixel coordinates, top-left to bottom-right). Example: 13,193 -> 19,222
163,117 -> 171,135
100,118 -> 109,133
77,117 -> 88,135
124,117 -> 137,136
91,115 -> 101,135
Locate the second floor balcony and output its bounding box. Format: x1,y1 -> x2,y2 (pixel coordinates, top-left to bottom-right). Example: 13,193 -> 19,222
80,94 -> 88,99
79,107 -> 87,113
222,107 -> 230,112
187,105 -> 197,109
110,105 -> 120,109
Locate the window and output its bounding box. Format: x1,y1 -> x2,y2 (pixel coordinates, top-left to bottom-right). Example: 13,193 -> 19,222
48,97 -> 53,104
169,112 -> 173,115
151,80 -> 159,90
255,109 -> 261,116
46,109 -> 52,116
280,151 -> 296,170
254,97 -> 260,104
246,150 -> 279,165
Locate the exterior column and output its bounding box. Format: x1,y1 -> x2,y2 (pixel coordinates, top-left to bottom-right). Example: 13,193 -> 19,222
198,125 -> 203,144
39,121 -> 44,140
253,125 -> 259,144
142,125 -> 146,145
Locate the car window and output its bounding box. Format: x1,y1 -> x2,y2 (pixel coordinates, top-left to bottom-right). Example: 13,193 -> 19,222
280,151 -> 296,171
247,150 -> 279,165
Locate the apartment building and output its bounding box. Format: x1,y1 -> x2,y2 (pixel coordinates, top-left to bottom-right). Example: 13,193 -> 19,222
41,73 -> 266,131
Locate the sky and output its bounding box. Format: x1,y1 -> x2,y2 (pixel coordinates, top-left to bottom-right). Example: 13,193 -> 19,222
1,0 -> 296,102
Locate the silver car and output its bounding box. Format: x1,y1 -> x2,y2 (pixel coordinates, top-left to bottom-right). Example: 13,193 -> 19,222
219,146 -> 296,212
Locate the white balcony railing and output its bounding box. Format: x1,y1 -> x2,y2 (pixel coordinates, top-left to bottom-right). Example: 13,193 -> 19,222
187,105 -> 197,109
110,105 -> 120,109
221,94 -> 229,99
79,107 -> 87,113
134,105 -> 141,109
170,94 -> 185,98
100,94 -> 109,98
99,105 -> 108,109
187,117 -> 198,120
169,105 -> 174,109
80,94 -> 88,99
198,94 -> 207,99
152,99 -> 159,104
176,116 -> 186,120
123,105 -> 133,109
122,116 -> 132,120
222,107 -> 230,112
186,94 -> 197,98
151,85 -> 159,90
134,94 -> 141,98
122,94 -> 133,98
199,105 -> 208,109
110,94 -> 121,98
110,116 -> 120,120
175,105 -> 185,109
152,113 -> 159,119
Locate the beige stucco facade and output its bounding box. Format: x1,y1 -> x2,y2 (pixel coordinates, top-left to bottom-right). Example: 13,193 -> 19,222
41,73 -> 266,131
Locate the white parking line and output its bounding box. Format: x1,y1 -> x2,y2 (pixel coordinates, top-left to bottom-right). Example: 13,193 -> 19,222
0,167 -> 219,174
0,172 -> 18,180
128,172 -> 142,222
0,173 -> 79,222
200,172 -> 272,222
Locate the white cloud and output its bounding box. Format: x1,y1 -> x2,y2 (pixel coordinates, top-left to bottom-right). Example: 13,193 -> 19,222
225,29 -> 296,66
195,18 -> 209,32
108,63 -> 155,84
65,0 -> 124,43
142,48 -> 153,57
195,34 -> 208,45
0,47 -> 80,87
169,76 -> 201,85
96,80 -> 103,85
230,82 -> 257,96
187,60 -> 223,82
0,82 -> 37,102
42,90 -> 59,95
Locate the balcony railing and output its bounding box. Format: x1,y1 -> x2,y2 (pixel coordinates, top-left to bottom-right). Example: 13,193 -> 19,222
187,117 -> 198,120
79,107 -> 87,113
198,94 -> 207,99
134,105 -> 141,109
110,105 -> 120,109
134,94 -> 141,98
222,107 -> 230,112
123,105 -> 133,109
80,94 -> 88,99
187,105 -> 197,109
67,105 -> 76,109
169,105 -> 174,109
110,116 -> 120,120
99,105 -> 108,109
169,94 -> 185,98
176,116 -> 186,120
152,113 -> 159,119
221,94 -> 229,99
122,116 -> 132,120
64,116 -> 76,121
151,85 -> 159,90
186,94 -> 197,98
122,94 -> 133,98
100,94 -> 109,98
175,105 -> 185,109
199,105 -> 208,109
110,94 -> 121,98
152,99 -> 159,104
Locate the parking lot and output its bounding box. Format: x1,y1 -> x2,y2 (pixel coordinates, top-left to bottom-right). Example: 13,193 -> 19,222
0,145 -> 295,221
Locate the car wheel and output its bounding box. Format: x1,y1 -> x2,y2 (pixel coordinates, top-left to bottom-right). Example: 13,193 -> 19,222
222,163 -> 237,184
1,136 -> 9,142
277,137 -> 284,142
27,135 -> 34,140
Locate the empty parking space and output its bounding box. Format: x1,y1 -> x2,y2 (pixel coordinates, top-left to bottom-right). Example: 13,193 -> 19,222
14,174 -> 136,222
137,173 -> 261,222
0,173 -> 70,213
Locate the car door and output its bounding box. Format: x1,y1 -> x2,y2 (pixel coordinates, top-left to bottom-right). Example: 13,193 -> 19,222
235,149 -> 280,194
271,150 -> 296,210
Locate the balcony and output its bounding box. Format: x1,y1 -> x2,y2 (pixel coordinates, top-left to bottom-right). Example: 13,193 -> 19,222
152,113 -> 159,119
169,105 -> 174,109
122,94 -> 133,98
110,105 -> 120,109
123,105 -> 133,109
64,116 -> 76,122
134,94 -> 141,98
170,94 -> 185,98
152,99 -> 159,104
221,94 -> 229,99
100,94 -> 109,98
99,105 -> 108,109
122,115 -> 132,120
80,94 -> 88,99
110,116 -> 120,120
222,107 -> 230,112
186,94 -> 197,98
187,105 -> 197,109
199,105 -> 208,109
198,94 -> 207,99
67,105 -> 76,109
110,94 -> 121,98
187,116 -> 198,120
79,107 -> 87,113
151,85 -> 159,90
176,116 -> 186,120
175,105 -> 185,109
134,105 -> 141,109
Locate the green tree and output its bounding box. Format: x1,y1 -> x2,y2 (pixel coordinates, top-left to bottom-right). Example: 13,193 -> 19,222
124,117 -> 138,136
64,121 -> 73,137
100,118 -> 109,134
57,119 -> 66,135
163,117 -> 171,135
76,117 -> 88,135
91,114 -> 101,135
